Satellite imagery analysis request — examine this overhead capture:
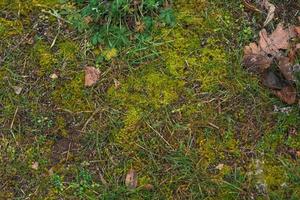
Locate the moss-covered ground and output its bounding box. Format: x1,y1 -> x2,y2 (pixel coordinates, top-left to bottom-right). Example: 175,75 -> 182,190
0,0 -> 300,199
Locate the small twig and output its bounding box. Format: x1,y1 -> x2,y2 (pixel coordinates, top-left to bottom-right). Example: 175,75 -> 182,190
97,167 -> 108,186
146,122 -> 174,150
41,9 -> 72,24
81,107 -> 103,132
10,107 -> 19,129
208,122 -> 219,130
50,20 -> 61,48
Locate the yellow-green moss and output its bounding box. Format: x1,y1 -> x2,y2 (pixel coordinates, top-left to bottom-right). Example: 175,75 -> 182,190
108,67 -> 184,110
52,73 -> 93,112
264,162 -> 288,189
0,18 -> 23,38
31,41 -> 57,76
108,66 -> 184,147
58,40 -> 79,62
160,0 -> 233,92
0,0 -> 59,16
114,107 -> 142,145
55,116 -> 68,137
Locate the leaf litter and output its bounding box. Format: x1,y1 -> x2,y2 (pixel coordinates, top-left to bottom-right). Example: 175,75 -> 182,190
243,19 -> 300,104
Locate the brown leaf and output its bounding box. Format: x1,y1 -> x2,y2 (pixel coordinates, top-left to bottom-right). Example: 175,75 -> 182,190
262,0 -> 275,27
31,162 -> 39,170
278,56 -> 294,81
125,169 -> 138,189
243,54 -> 272,72
143,184 -> 154,190
85,66 -> 100,87
295,26 -> 300,36
273,85 -> 297,105
259,24 -> 294,55
243,43 -> 272,72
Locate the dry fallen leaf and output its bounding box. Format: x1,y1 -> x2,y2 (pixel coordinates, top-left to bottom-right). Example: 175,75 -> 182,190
143,184 -> 154,190
12,86 -> 22,95
262,0 -> 275,27
125,169 -> 138,189
50,73 -> 58,79
243,42 -> 272,72
31,162 -> 39,170
278,57 -> 294,81
244,22 -> 299,104
216,163 -> 224,170
258,23 -> 294,55
273,85 -> 297,105
113,79 -> 121,89
244,23 -> 295,72
85,66 -> 100,87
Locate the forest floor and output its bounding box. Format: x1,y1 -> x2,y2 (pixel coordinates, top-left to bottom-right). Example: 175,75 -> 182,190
0,0 -> 300,199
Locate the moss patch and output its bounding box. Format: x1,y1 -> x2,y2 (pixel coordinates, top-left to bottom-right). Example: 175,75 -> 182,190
31,41 -> 57,76
52,73 -> 93,112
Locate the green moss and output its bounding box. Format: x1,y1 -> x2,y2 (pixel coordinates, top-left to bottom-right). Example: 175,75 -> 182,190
52,73 -> 93,112
55,116 -> 68,137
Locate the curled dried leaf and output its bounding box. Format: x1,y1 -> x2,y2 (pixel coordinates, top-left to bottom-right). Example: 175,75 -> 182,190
262,0 -> 275,27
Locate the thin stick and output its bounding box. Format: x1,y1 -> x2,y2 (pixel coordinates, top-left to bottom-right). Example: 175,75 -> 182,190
10,107 -> 18,129
81,107 -> 102,132
146,122 -> 174,150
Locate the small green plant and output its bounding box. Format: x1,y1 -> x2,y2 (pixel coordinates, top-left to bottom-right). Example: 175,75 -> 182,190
51,174 -> 64,192
64,0 -> 176,53
70,168 -> 100,199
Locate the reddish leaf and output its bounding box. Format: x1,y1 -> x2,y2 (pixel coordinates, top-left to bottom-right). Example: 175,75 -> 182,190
295,26 -> 300,36
259,24 -> 294,55
84,66 -> 100,87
